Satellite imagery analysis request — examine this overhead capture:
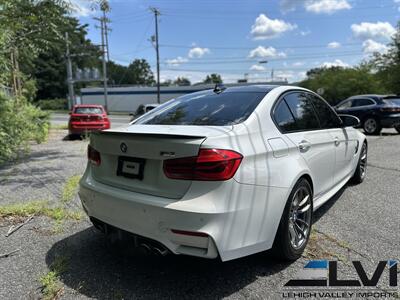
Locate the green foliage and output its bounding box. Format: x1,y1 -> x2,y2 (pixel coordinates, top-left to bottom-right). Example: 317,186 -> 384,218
107,59 -> 155,86
61,175 -> 81,203
372,21 -> 400,94
39,256 -> 68,300
203,73 -> 223,84
299,65 -> 387,105
0,93 -> 49,163
174,77 -> 191,86
0,200 -> 82,221
37,98 -> 68,110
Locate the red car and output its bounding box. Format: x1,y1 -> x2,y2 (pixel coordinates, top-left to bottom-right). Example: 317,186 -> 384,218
68,104 -> 111,136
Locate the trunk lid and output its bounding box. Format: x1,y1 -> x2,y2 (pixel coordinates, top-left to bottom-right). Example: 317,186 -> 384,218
90,124 -> 232,199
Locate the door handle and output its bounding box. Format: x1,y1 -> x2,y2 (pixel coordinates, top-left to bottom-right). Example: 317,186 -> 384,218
298,140 -> 311,152
334,137 -> 340,146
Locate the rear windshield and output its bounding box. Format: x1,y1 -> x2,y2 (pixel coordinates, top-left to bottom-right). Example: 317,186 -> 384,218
383,98 -> 400,105
74,107 -> 103,114
135,91 -> 266,126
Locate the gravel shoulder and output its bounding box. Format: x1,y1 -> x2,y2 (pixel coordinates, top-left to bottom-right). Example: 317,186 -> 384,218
0,129 -> 399,299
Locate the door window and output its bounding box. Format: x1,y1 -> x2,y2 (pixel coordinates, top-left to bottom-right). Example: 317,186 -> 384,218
307,94 -> 342,129
284,92 -> 320,131
351,98 -> 375,107
273,100 -> 298,132
337,100 -> 351,110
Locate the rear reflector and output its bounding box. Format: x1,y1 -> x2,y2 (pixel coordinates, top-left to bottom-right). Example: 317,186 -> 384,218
87,145 -> 101,166
171,229 -> 208,237
163,148 -> 242,181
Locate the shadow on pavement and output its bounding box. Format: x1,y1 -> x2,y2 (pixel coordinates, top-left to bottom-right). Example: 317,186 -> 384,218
46,227 -> 292,299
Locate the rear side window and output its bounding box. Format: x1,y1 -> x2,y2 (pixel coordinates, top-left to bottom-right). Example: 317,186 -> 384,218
284,92 -> 320,131
136,91 -> 266,126
74,107 -> 103,114
352,99 -> 374,107
307,94 -> 342,129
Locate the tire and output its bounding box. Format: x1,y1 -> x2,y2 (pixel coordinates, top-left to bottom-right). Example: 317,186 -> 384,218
363,117 -> 381,135
273,178 -> 313,261
351,142 -> 368,184
395,125 -> 400,134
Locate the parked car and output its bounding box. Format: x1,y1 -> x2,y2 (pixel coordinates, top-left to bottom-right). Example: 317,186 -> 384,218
334,95 -> 400,135
68,104 -> 110,136
79,85 -> 367,262
129,103 -> 160,121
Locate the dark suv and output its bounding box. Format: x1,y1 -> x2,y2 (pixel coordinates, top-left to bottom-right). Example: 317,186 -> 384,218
334,95 -> 400,134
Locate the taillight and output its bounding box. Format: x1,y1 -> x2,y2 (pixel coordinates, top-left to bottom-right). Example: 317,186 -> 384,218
163,149 -> 243,181
87,145 -> 101,166
380,107 -> 400,113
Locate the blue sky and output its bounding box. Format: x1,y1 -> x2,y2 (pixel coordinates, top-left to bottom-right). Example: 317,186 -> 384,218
72,0 -> 400,83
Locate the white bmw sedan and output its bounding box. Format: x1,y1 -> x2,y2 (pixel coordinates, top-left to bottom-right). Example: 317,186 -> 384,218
79,85 -> 367,261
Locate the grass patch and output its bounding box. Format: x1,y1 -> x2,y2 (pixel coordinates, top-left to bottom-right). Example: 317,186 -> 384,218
0,200 -> 82,221
39,256 -> 68,300
61,175 -> 81,203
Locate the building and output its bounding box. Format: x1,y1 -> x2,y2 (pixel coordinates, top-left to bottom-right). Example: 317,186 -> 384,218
80,81 -> 287,113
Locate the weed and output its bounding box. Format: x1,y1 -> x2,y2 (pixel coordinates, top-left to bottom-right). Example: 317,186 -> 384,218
39,256 -> 68,300
0,201 -> 82,221
50,124 -> 68,130
61,175 -> 81,203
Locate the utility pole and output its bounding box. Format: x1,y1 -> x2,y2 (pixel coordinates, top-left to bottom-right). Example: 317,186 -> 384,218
103,10 -> 110,62
150,7 -> 161,104
65,32 -> 75,109
95,16 -> 109,112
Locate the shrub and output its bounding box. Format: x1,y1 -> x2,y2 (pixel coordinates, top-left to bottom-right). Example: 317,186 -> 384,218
0,93 -> 49,163
37,98 -> 68,111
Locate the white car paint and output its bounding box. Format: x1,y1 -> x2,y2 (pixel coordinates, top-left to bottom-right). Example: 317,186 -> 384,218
79,85 -> 366,261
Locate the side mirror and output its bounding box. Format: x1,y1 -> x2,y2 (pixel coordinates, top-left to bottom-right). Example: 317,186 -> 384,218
69,112 -> 72,115
339,114 -> 360,127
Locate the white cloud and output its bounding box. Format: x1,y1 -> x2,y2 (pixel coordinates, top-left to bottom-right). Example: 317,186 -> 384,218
321,59 -> 349,68
362,39 -> 388,54
248,46 -> 286,58
327,41 -> 341,48
250,14 -> 296,40
305,0 -> 351,14
165,56 -> 188,67
280,0 -> 351,14
293,61 -> 305,67
351,22 -> 396,41
69,0 -> 93,17
250,65 -> 266,71
188,47 -> 210,58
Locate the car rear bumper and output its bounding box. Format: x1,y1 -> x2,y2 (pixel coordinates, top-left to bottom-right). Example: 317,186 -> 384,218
380,114 -> 400,127
79,168 -> 289,261
69,123 -> 110,134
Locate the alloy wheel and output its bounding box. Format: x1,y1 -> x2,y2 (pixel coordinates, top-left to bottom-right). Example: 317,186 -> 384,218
364,118 -> 377,133
288,186 -> 312,249
359,143 -> 367,179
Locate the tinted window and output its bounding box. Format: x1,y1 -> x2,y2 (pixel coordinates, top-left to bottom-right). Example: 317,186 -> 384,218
352,98 -> 374,107
136,91 -> 266,126
308,94 -> 342,128
337,100 -> 351,110
284,92 -> 320,131
274,100 -> 298,132
74,107 -> 103,114
383,98 -> 400,105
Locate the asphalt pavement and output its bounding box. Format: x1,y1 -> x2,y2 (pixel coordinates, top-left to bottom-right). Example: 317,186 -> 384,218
0,128 -> 398,299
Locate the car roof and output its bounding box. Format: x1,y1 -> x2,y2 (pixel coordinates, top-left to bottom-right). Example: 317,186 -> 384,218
74,104 -> 104,107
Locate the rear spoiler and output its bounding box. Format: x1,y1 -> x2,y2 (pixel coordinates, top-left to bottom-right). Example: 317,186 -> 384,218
95,130 -> 206,140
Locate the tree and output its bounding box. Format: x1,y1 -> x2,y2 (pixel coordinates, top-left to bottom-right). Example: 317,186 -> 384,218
372,21 -> 400,94
0,0 -> 72,96
174,77 -> 191,86
124,59 -> 155,85
203,73 -> 222,84
299,65 -> 386,105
